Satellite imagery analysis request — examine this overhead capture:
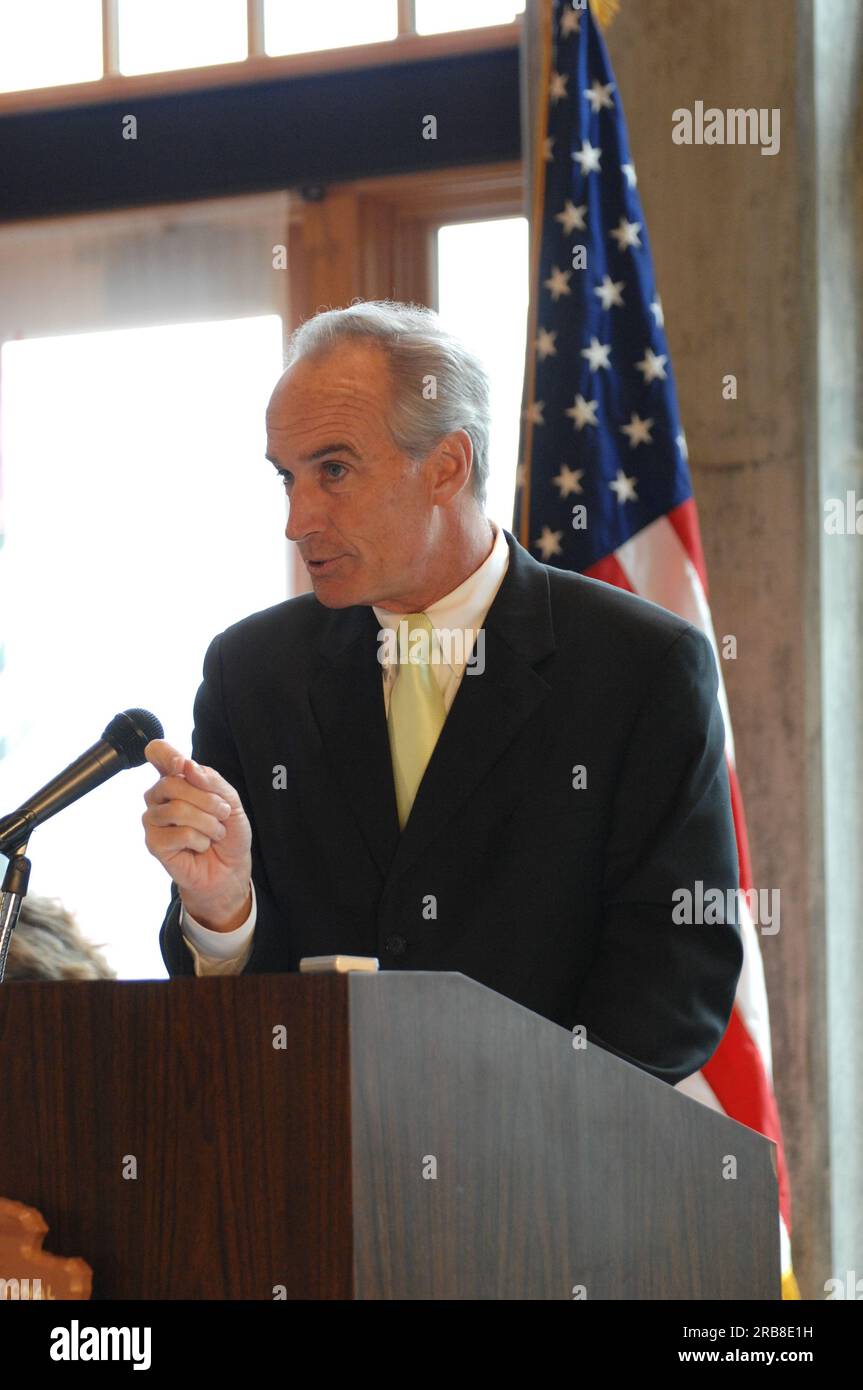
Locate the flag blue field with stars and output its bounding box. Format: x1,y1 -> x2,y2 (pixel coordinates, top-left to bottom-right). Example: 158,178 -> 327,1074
514,0 -> 690,570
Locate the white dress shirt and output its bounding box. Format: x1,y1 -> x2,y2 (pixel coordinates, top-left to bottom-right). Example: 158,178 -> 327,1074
180,521 -> 510,975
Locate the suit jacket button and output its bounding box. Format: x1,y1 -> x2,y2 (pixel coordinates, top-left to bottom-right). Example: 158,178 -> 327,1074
385,934 -> 407,958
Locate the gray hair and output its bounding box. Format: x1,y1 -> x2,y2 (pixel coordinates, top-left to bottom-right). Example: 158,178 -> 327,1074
282,300 -> 491,509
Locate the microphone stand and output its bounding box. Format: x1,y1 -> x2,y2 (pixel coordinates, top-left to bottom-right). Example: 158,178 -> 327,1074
0,838 -> 31,984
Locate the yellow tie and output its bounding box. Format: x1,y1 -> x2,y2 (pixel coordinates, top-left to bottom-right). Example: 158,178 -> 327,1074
387,612 -> 447,829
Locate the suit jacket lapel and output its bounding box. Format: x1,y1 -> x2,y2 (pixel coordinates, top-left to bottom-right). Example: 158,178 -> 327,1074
308,603 -> 401,879
308,530 -> 556,885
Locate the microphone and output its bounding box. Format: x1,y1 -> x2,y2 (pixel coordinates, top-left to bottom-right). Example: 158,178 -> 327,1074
0,708 -> 164,854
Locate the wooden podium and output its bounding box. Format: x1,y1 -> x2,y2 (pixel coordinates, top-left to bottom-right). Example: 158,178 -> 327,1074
0,972 -> 779,1299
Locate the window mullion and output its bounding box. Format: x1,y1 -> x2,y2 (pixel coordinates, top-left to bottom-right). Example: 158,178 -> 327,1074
397,0 -> 417,38
101,0 -> 120,76
247,0 -> 265,58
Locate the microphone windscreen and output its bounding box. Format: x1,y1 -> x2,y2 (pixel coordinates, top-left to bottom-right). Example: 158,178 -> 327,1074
102,709 -> 164,767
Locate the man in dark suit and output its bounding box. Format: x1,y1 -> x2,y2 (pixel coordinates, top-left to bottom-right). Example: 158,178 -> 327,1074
145,301 -> 742,1088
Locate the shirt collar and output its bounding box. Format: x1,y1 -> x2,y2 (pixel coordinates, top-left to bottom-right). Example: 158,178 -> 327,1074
371,521 -> 510,672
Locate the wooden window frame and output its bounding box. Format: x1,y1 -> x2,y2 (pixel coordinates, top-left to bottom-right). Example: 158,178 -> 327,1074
286,160 -> 524,319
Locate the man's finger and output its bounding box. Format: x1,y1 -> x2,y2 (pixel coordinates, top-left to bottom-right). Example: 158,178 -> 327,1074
179,757 -> 241,806
145,739 -> 185,777
144,776 -> 231,817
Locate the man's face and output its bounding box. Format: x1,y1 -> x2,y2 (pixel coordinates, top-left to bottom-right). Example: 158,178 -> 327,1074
266,342 -> 442,609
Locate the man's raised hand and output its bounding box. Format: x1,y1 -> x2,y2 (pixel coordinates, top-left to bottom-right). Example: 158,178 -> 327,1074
142,739 -> 253,932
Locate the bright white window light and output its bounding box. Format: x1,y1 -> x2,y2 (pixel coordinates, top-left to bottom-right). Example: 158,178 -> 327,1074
0,315 -> 286,979
264,0 -> 397,56
415,0 -> 524,36
118,0 -> 248,75
0,0 -> 102,93
436,217 -> 528,533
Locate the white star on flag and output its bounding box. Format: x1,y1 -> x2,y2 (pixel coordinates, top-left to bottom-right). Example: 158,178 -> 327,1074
621,162 -> 637,187
581,336 -> 612,371
594,274 -> 625,309
535,526 -> 564,560
650,297 -> 664,327
549,71 -> 569,103
524,400 -> 545,426
552,464 -> 584,498
636,347 -> 668,382
543,265 -> 572,300
676,430 -> 689,461
609,469 -> 638,503
560,6 -> 581,37
620,413 -> 654,447
572,138 -> 602,175
584,79 -> 615,113
555,199 -> 587,234
610,216 -> 642,251
535,327 -> 558,360
565,394 -> 600,430
543,135 -> 555,161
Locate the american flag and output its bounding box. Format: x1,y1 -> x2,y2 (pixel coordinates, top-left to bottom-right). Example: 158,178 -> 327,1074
514,0 -> 799,1299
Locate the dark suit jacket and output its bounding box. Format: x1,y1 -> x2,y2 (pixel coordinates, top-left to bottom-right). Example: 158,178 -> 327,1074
159,528 -> 743,1086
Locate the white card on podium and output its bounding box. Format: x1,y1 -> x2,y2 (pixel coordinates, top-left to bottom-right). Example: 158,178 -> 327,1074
298,955 -> 380,974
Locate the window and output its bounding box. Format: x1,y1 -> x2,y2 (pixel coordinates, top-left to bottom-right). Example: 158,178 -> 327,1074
0,0 -> 102,93
0,0 -> 522,99
0,193 -> 291,979
415,0 -> 525,36
118,0 -> 248,76
0,316 -> 285,980
436,217 -> 528,532
264,0 -> 398,56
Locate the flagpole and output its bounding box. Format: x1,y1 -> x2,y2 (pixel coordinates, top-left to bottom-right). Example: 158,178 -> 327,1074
518,0 -> 554,549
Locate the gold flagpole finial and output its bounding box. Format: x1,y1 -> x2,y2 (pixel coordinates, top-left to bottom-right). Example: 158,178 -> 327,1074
588,0 -> 620,30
